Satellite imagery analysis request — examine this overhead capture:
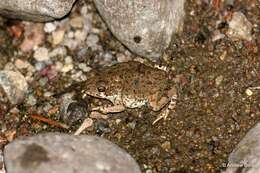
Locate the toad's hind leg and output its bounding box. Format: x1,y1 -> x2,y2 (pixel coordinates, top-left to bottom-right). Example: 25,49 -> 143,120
152,93 -> 177,125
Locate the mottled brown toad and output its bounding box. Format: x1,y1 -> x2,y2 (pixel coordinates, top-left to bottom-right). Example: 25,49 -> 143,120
75,61 -> 177,134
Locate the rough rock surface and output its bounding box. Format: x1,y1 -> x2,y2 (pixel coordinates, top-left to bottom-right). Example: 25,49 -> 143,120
223,123 -> 260,173
0,70 -> 28,105
4,133 -> 141,173
0,150 -> 5,173
93,0 -> 185,58
0,0 -> 77,22
227,12 -> 253,41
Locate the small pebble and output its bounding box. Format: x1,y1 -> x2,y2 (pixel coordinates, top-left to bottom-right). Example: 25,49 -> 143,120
63,38 -> 79,50
78,63 -> 92,72
62,64 -> 74,73
215,75 -> 223,86
54,61 -> 64,72
26,94 -> 37,106
116,53 -> 132,63
43,92 -> 54,98
20,23 -> 45,52
71,71 -> 85,81
67,31 -> 74,38
44,23 -> 57,33
76,48 -> 88,62
70,16 -> 84,28
49,47 -> 67,58
96,122 -> 112,135
103,52 -> 113,62
0,70 -> 28,105
33,47 -> 50,62
65,56 -> 73,64
219,51 -> 227,61
227,12 -> 253,41
74,30 -> 87,42
86,34 -> 99,50
127,121 -> 136,130
161,141 -> 171,151
145,170 -> 153,173
212,30 -> 225,42
245,88 -> 253,96
52,29 -> 65,45
39,77 -> 48,87
35,62 -> 46,71
14,59 -> 30,69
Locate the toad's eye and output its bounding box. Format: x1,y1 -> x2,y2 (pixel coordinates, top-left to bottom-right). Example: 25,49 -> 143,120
97,80 -> 107,92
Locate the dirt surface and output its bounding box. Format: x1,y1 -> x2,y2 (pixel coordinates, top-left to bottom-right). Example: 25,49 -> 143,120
0,0 -> 259,173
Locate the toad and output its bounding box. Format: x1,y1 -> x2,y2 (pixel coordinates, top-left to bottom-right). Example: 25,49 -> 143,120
74,61 -> 177,135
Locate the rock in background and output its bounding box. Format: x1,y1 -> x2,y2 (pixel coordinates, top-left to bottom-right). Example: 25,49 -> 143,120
0,150 -> 5,173
223,123 -> 260,173
4,133 -> 141,173
0,70 -> 28,105
227,12 -> 253,41
0,0 -> 77,22
93,0 -> 185,59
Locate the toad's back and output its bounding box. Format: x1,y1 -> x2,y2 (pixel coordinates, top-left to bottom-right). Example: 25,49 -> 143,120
100,61 -> 170,98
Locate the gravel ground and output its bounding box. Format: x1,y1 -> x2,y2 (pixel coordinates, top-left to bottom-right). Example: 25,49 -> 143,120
0,0 -> 259,173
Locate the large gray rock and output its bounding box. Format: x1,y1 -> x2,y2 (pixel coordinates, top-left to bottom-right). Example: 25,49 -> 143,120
94,0 -> 185,58
4,133 -> 141,173
0,0 -> 77,22
223,123 -> 260,173
0,150 -> 5,173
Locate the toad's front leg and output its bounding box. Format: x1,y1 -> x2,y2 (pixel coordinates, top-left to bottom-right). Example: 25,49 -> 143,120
91,104 -> 126,114
74,104 -> 126,135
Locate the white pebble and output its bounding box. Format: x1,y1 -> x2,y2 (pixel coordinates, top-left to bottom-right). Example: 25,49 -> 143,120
44,22 -> 57,33
227,12 -> 253,41
215,75 -> 223,86
65,56 -> 73,64
26,94 -> 37,106
116,53 -> 132,63
71,71 -> 84,81
67,31 -> 74,38
74,30 -> 87,42
49,47 -> 67,58
62,64 -> 74,73
103,52 -> 113,62
78,63 -> 92,72
63,38 -> 79,50
44,92 -> 54,97
212,30 -> 225,42
245,88 -> 253,96
33,47 -> 50,62
86,34 -> 99,49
